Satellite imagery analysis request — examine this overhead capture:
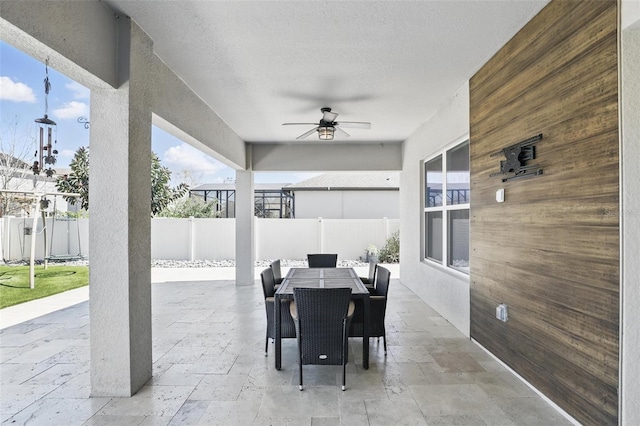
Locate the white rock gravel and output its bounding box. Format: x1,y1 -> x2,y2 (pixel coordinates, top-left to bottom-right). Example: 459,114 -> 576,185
4,258 -> 369,268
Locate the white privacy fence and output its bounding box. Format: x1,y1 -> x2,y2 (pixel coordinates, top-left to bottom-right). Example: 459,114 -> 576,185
0,217 -> 89,262
0,217 -> 399,262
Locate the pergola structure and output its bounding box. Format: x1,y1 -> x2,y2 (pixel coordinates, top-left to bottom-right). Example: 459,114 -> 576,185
1,1 -> 639,424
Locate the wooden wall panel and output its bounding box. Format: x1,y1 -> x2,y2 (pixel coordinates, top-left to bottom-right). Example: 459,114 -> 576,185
469,1 -> 619,424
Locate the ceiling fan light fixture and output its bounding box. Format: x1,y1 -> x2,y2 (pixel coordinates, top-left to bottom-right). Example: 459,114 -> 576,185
318,126 -> 334,141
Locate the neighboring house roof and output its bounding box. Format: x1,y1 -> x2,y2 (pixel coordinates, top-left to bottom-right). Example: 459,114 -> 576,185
190,183 -> 291,192
190,172 -> 401,193
0,153 -> 31,170
285,172 -> 399,191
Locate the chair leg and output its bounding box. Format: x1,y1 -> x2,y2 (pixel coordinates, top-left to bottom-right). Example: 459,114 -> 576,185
383,330 -> 387,355
342,361 -> 346,391
299,363 -> 303,391
265,332 -> 269,356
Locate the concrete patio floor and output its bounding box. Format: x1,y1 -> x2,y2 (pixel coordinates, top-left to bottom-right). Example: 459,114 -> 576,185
0,266 -> 573,425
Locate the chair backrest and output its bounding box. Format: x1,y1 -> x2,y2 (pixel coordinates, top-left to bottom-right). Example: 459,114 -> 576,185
261,268 -> 276,298
293,287 -> 352,365
374,266 -> 391,297
270,259 -> 282,282
307,253 -> 338,268
368,262 -> 378,282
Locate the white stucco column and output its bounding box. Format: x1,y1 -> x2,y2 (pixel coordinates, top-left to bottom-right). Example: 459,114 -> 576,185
621,10 -> 640,425
235,169 -> 255,286
89,19 -> 153,397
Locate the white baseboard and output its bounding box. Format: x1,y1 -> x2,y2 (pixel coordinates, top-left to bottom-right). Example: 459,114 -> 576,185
472,338 -> 581,426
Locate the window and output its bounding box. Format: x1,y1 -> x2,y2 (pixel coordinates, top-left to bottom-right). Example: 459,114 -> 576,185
424,140 -> 469,273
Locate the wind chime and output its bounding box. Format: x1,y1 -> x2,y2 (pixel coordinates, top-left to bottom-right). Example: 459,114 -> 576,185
32,58 -> 58,179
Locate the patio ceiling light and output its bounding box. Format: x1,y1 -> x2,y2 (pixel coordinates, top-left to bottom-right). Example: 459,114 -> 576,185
317,126 -> 334,141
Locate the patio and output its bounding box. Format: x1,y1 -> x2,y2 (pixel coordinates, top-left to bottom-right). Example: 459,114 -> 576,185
0,267 -> 570,425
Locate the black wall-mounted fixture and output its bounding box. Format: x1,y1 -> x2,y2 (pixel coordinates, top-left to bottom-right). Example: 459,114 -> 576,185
490,134 -> 543,182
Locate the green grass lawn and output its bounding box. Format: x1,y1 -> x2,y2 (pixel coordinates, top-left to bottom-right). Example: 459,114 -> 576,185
0,265 -> 89,309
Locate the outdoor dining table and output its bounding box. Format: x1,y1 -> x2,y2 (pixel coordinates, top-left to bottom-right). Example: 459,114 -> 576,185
274,267 -> 370,370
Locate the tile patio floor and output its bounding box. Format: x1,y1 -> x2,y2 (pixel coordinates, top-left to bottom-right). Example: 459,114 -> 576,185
0,269 -> 573,425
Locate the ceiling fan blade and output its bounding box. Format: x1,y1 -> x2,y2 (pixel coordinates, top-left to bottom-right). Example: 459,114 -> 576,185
335,121 -> 371,129
296,127 -> 319,140
335,126 -> 350,138
322,110 -> 339,123
282,122 -> 319,126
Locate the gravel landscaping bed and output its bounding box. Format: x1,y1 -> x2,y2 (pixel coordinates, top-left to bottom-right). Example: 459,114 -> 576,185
4,258 -> 369,268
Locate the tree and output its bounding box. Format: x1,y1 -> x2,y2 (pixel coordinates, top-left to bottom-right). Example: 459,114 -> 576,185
151,152 -> 188,216
56,147 -> 188,216
0,117 -> 40,216
157,196 -> 220,218
173,169 -> 203,188
55,147 -> 89,210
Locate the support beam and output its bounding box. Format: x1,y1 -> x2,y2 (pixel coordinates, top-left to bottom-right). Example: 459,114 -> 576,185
89,18 -> 153,397
151,57 -> 246,170
235,169 -> 255,286
250,142 -> 402,172
1,1 -> 247,171
0,0 -> 118,89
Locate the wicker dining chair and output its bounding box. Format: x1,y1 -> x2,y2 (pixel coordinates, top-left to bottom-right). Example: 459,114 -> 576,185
359,261 -> 378,292
307,253 -> 338,268
290,287 -> 354,391
270,259 -> 284,285
349,266 -> 391,354
260,268 -> 296,355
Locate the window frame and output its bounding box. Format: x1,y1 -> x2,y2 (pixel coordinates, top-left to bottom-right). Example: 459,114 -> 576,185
422,138 -> 470,275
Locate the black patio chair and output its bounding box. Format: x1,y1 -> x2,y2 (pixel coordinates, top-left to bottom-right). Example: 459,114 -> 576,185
348,266 -> 391,354
270,259 -> 284,285
260,268 -> 296,355
290,287 -> 354,391
307,253 -> 338,268
359,261 -> 378,292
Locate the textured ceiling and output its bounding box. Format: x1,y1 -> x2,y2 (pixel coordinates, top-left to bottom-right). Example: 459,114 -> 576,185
105,0 -> 549,144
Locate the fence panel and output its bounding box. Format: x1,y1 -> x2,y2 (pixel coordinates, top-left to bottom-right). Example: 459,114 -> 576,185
151,218 -> 191,260
323,219 -> 390,260
256,218 -> 319,260
0,217 -> 89,261
47,217 -> 89,259
1,217 -> 399,261
192,218 -> 235,260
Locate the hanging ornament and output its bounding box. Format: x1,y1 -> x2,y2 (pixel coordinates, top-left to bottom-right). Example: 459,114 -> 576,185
33,58 -> 59,178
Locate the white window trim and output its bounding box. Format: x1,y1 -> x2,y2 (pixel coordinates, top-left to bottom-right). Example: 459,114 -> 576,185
422,137 -> 470,275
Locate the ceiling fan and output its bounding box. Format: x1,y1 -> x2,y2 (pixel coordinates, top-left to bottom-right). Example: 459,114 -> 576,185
282,107 -> 371,140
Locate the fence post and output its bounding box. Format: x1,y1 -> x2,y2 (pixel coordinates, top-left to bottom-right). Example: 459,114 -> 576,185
254,216 -> 260,261
318,217 -> 324,252
384,217 -> 389,239
0,217 -> 4,261
188,216 -> 195,261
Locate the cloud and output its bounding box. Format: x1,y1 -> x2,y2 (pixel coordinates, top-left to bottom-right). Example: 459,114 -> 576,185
162,143 -> 225,175
60,149 -> 76,158
52,101 -> 89,119
65,81 -> 90,99
0,76 -> 37,103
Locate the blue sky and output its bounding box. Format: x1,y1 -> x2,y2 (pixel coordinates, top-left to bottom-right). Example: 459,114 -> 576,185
0,41 -> 316,186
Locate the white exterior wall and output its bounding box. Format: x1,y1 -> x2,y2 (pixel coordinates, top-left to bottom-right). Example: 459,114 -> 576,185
399,82 -> 471,336
294,190 -> 399,219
